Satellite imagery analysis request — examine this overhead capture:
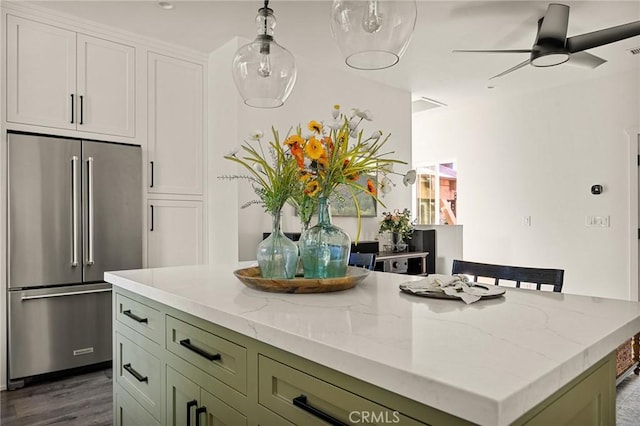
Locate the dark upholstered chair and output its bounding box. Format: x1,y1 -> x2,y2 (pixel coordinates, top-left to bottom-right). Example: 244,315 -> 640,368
348,253 -> 377,271
451,260 -> 564,293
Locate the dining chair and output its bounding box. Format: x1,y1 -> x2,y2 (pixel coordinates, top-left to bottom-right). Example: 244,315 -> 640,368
451,260 -> 564,293
348,253 -> 377,271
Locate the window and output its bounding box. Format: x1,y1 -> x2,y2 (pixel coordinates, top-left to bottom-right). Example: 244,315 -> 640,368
415,162 -> 457,225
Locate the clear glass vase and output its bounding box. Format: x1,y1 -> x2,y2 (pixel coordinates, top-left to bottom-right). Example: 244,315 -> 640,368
257,210 -> 298,279
299,197 -> 351,278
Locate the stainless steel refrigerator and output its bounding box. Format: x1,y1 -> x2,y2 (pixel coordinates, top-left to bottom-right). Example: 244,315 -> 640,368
7,132 -> 141,388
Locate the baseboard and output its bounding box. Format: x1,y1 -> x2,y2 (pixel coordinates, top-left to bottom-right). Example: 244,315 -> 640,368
0,385 -> 6,391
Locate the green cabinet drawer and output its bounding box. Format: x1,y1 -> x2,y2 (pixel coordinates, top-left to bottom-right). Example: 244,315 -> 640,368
116,332 -> 162,420
116,294 -> 163,344
166,315 -> 247,394
258,355 -> 424,426
167,366 -> 246,426
115,384 -> 160,426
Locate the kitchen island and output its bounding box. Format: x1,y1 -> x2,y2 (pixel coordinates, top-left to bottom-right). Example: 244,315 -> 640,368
105,264 -> 640,425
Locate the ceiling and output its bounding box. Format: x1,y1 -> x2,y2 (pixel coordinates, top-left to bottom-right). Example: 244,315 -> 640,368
26,0 -> 640,107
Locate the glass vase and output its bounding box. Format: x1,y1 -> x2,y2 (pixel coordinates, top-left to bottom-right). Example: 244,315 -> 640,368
391,232 -> 407,252
256,210 -> 298,279
299,197 -> 351,278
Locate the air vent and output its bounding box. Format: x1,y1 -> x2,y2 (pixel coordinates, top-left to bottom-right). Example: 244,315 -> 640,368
412,97 -> 447,114
629,47 -> 640,55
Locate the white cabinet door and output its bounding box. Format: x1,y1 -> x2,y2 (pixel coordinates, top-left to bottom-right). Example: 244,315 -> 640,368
6,15 -> 135,137
6,15 -> 76,130
148,53 -> 203,195
147,200 -> 203,268
77,34 -> 135,137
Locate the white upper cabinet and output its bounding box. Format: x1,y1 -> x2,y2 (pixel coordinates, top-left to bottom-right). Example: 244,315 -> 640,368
148,52 -> 203,196
76,34 -> 135,137
6,15 -> 135,138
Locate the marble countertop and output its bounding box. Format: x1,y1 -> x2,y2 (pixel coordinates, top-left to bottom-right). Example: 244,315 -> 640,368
105,264 -> 640,426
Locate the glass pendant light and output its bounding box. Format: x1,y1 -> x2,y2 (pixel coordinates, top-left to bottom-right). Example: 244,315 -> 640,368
330,0 -> 417,70
232,0 -> 296,108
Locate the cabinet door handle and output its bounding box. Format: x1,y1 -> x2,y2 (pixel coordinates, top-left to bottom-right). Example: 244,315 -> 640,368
150,205 -> 154,231
195,406 -> 207,426
122,309 -> 148,324
179,338 -> 221,361
79,95 -> 84,125
70,94 -> 75,124
186,400 -> 197,425
122,363 -> 148,383
292,395 -> 348,426
150,161 -> 154,188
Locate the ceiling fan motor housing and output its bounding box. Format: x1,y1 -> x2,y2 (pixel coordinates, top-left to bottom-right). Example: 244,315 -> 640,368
530,44 -> 570,67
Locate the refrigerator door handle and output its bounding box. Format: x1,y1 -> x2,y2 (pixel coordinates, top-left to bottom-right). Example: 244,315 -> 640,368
20,288 -> 112,301
71,156 -> 79,267
87,157 -> 95,265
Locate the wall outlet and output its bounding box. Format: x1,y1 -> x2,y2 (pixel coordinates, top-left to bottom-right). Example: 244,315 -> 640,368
586,215 -> 610,227
523,216 -> 531,227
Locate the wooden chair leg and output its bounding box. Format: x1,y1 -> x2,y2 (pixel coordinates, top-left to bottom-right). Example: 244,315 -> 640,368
634,333 -> 640,375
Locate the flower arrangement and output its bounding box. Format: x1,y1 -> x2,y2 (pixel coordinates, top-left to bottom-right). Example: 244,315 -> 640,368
220,129 -> 299,216
379,208 -> 414,242
283,104 -> 405,237
222,104 -> 410,238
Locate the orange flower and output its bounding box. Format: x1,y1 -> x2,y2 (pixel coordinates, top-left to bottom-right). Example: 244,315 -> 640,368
305,137 -> 325,160
291,143 -> 305,169
308,120 -> 322,134
304,180 -> 320,196
323,136 -> 334,152
348,173 -> 359,181
366,178 -> 377,195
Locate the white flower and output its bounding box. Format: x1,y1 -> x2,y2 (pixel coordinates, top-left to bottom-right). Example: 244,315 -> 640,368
224,146 -> 239,157
331,104 -> 340,119
349,129 -> 359,139
369,130 -> 383,141
359,109 -> 373,121
253,163 -> 265,174
326,119 -> 342,130
348,118 -> 359,130
403,170 -> 417,186
379,163 -> 394,174
249,130 -> 263,141
380,176 -> 394,194
301,129 -> 315,140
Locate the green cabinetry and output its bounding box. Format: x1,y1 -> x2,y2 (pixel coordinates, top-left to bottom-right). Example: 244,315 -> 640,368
112,288 -> 616,426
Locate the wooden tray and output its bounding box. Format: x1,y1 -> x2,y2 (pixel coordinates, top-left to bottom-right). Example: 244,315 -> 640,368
233,266 -> 369,293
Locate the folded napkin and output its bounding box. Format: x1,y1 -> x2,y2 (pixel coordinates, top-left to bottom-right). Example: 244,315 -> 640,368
400,274 -> 486,304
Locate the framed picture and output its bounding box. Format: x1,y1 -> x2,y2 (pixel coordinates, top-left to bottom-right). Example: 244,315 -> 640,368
330,174 -> 377,217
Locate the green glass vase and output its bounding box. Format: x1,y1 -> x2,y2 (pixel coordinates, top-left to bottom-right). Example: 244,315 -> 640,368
257,210 -> 298,279
299,197 -> 351,278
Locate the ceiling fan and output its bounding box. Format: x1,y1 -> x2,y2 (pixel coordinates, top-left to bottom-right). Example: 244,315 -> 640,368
453,3 -> 640,79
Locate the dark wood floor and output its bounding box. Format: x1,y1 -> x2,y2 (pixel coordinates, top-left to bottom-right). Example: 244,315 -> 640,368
1,368 -> 112,426
1,367 -> 639,425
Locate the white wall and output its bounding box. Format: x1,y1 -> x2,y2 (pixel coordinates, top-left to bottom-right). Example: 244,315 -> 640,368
207,38 -> 242,265
206,46 -> 413,261
413,69 -> 640,299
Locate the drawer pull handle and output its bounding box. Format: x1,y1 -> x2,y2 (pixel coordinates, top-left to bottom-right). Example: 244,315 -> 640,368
122,309 -> 148,324
179,338 -> 221,361
187,400 -> 197,425
123,363 -> 148,383
292,395 -> 348,426
195,406 -> 207,426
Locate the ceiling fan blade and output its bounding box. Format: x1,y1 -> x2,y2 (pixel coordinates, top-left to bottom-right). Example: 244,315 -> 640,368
489,59 -> 531,80
567,51 -> 607,69
566,21 -> 640,53
536,3 -> 570,44
452,49 -> 532,54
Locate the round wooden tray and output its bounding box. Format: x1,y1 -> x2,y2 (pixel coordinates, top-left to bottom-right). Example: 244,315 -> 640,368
233,266 -> 369,293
